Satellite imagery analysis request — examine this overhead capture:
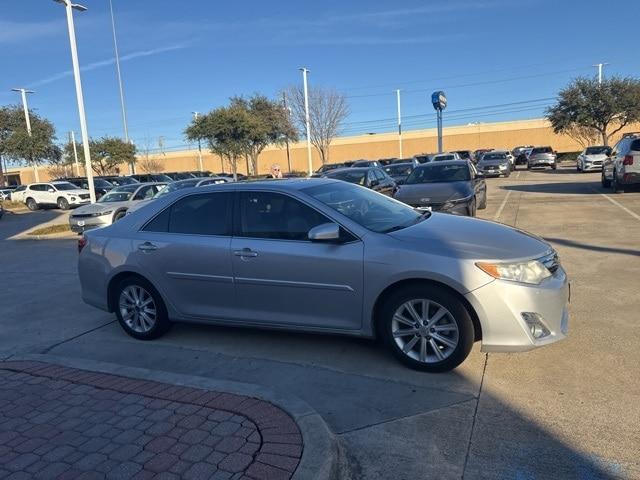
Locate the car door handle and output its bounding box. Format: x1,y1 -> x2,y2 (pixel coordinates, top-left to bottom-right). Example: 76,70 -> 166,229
234,248 -> 258,258
138,242 -> 157,252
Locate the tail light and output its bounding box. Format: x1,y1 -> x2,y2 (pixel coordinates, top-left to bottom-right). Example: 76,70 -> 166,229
78,236 -> 87,253
623,155 -> 634,165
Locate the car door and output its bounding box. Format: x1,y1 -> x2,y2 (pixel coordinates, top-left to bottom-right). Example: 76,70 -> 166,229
131,191 -> 237,320
33,184 -> 52,205
470,163 -> 487,204
231,190 -> 364,330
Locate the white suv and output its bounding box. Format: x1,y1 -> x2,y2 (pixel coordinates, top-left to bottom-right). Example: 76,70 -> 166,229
602,134 -> 640,193
24,181 -> 91,211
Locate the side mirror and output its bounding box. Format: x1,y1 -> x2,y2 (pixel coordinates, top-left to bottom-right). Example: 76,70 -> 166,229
308,223 -> 340,242
48,188 -> 55,193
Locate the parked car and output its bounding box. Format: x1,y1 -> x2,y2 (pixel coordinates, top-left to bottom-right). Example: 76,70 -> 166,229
512,145 -> 533,168
164,172 -> 197,181
432,152 -> 461,162
413,153 -> 435,164
324,167 -> 397,196
9,185 -> 28,203
130,173 -> 174,183
393,160 -> 487,216
23,181 -> 91,210
383,162 -> 415,185
577,146 -> 611,172
69,182 -> 166,233
488,150 -> 515,171
527,146 -> 557,170
474,149 -> 493,162
315,163 -> 345,174
0,186 -> 16,201
78,178 -> 569,372
99,176 -> 139,187
453,150 -> 476,163
351,160 -> 382,168
602,133 -> 640,192
59,177 -> 115,200
477,152 -> 511,177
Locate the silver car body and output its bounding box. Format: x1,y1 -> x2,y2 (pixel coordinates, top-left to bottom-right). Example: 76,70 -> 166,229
69,183 -> 166,233
577,146 -> 609,172
528,147 -> 557,169
78,179 -> 569,355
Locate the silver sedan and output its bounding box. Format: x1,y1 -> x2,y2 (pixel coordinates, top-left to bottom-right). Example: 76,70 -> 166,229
78,179 -> 569,372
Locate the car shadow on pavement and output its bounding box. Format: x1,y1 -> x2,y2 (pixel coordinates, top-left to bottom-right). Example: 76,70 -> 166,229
0,209 -> 65,240
502,182 -> 602,195
545,237 -> 640,257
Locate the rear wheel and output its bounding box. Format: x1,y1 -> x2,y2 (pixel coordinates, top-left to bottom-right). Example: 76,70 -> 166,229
378,285 -> 474,372
527,163 -> 531,170
468,197 -> 477,217
601,170 -> 611,188
114,277 -> 171,340
57,197 -> 69,210
26,198 -> 38,211
113,210 -> 127,222
612,171 -> 624,194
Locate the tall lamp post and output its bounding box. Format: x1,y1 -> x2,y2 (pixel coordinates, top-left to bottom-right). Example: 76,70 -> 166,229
11,88 -> 39,182
54,0 -> 96,203
396,89 -> 403,159
282,92 -> 292,173
191,111 -> 204,172
299,67 -> 313,176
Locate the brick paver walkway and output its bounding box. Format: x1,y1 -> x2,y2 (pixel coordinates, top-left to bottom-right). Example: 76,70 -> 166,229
0,362 -> 302,480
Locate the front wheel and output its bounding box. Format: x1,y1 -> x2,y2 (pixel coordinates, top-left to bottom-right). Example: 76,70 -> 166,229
26,198 -> 38,211
612,171 -> 624,194
115,277 -> 171,340
601,171 -> 611,188
527,164 -> 531,170
57,197 -> 69,210
551,164 -> 557,171
378,285 -> 474,372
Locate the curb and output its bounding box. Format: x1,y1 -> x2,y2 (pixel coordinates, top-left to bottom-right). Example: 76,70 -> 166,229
10,353 -> 339,480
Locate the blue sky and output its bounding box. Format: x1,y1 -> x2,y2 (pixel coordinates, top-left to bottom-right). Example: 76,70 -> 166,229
2,0 -> 640,152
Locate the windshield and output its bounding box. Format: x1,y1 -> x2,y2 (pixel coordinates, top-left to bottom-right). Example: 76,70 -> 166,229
303,182 -> 422,233
585,146 -> 610,155
406,164 -> 471,184
155,179 -> 199,198
325,170 -> 367,185
532,147 -> 552,154
98,190 -> 133,202
482,153 -> 506,161
455,151 -> 471,159
52,182 -> 79,191
434,154 -> 454,161
384,164 -> 413,176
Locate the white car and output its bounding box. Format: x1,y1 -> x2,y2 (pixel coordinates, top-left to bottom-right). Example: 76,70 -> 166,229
23,181 -> 91,211
577,146 -> 610,172
9,185 -> 28,203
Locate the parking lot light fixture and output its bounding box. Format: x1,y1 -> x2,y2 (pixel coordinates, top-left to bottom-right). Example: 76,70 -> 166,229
54,0 -> 96,203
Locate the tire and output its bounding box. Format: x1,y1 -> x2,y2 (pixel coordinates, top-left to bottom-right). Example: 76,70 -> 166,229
612,171 -> 624,194
468,197 -> 477,217
504,169 -> 511,178
113,210 -> 127,222
527,163 -> 531,170
57,197 -> 69,210
577,163 -> 581,172
601,171 -> 611,188
551,164 -> 557,171
114,276 -> 171,340
378,284 -> 474,372
479,192 -> 487,210
26,198 -> 38,211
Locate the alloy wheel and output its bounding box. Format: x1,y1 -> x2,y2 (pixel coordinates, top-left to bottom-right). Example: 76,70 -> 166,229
391,299 -> 459,363
119,285 -> 157,333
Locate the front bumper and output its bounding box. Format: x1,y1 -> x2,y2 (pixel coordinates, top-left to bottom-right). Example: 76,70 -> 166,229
465,267 -> 569,352
69,215 -> 112,233
582,162 -> 603,171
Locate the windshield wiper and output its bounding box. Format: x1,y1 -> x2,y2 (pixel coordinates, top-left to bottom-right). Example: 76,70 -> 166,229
381,211 -> 431,233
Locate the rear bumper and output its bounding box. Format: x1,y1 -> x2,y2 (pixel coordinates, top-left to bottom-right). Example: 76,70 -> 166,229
621,172 -> 640,185
69,216 -> 112,233
465,267 -> 569,352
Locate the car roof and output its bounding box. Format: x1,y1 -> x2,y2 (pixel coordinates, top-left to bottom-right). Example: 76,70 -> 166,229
415,160 -> 469,167
191,177 -> 337,193
328,166 -> 372,173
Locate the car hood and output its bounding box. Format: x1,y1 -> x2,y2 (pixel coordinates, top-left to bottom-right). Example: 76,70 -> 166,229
62,188 -> 91,196
478,160 -> 507,166
394,182 -> 472,204
388,213 -> 551,261
72,201 -> 129,215
583,154 -> 607,161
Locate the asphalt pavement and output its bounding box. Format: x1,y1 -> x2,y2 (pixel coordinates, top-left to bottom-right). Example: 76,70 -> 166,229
0,165 -> 638,479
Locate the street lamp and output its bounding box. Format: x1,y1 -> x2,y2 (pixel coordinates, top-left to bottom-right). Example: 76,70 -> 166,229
299,67 -> 313,176
11,88 -> 39,182
54,0 -> 96,203
191,111 -> 204,172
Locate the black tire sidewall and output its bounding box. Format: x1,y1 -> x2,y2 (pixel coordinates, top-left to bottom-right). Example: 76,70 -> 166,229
115,277 -> 171,340
379,285 -> 474,372
26,199 -> 38,211
113,211 -> 126,222
57,198 -> 69,210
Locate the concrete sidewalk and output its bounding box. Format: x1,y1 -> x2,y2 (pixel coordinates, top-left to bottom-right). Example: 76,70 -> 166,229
0,361 -> 308,480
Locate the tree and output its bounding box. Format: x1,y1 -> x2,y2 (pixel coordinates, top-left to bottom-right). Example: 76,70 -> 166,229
546,77 -> 640,146
0,105 -> 61,171
230,95 -> 298,174
286,85 -> 349,164
185,104 -> 255,180
89,137 -> 137,176
563,124 -> 601,149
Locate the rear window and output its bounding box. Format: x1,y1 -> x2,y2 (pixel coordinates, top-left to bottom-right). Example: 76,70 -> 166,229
531,147 -> 553,154
630,140 -> 640,152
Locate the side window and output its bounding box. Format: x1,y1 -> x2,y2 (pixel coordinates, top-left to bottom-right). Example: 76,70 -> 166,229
239,191 -> 329,241
134,186 -> 153,200
630,139 -> 640,152
143,192 -> 231,235
367,170 -> 377,185
374,169 -> 386,181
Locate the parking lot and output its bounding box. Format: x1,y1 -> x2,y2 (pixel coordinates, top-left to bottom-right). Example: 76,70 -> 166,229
1,165 -> 639,479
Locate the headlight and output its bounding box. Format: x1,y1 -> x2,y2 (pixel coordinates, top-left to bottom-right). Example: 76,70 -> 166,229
499,164 -> 507,169
88,210 -> 112,217
476,259 -> 552,285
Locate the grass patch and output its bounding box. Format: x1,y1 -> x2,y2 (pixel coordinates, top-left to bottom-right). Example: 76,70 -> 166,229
1,200 -> 26,210
27,224 -> 71,236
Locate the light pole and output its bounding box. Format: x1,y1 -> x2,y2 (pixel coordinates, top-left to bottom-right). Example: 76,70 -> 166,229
55,0 -> 96,203
593,63 -> 609,85
11,88 -> 39,182
396,89 -> 403,158
299,67 -> 313,176
191,111 -> 204,172
109,0 -> 131,173
282,92 -> 292,173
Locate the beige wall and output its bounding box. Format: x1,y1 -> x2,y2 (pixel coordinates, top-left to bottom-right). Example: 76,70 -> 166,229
7,118 -> 636,183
